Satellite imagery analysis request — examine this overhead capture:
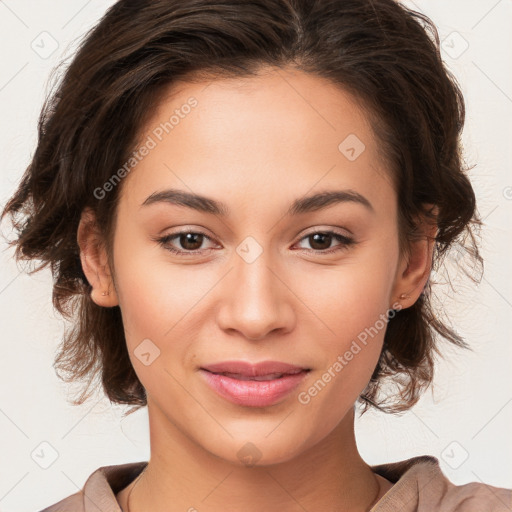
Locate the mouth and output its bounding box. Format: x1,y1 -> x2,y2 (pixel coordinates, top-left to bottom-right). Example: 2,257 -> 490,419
199,361 -> 311,407
205,369 -> 305,381
200,360 -> 311,377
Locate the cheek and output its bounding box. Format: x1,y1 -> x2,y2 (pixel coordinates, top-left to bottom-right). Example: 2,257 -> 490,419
299,286 -> 389,431
302,243 -> 398,402
111,229 -> 199,367
312,253 -> 397,345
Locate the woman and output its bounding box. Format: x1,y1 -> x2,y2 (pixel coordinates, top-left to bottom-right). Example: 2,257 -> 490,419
2,0 -> 510,511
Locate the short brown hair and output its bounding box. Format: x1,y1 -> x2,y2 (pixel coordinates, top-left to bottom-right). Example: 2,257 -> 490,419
1,0 -> 482,416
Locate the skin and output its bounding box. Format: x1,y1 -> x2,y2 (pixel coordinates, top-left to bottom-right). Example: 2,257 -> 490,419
78,66 -> 436,512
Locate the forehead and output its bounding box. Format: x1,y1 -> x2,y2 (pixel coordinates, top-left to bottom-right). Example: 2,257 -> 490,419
118,66 -> 395,218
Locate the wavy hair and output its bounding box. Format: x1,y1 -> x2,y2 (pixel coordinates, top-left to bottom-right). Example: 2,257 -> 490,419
1,0 -> 483,416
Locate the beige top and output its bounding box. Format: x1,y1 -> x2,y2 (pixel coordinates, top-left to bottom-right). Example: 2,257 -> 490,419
39,455 -> 512,511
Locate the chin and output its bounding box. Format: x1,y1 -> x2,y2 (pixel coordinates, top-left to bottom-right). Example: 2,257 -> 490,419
199,426 -> 315,468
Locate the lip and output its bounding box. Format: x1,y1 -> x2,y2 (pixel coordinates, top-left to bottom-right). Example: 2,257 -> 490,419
199,360 -> 311,407
201,360 -> 308,377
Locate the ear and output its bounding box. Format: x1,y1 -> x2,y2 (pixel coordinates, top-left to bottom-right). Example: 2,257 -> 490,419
77,207 -> 119,307
390,204 -> 438,310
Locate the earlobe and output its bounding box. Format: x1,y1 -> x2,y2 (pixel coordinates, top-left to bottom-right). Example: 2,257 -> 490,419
77,208 -> 119,307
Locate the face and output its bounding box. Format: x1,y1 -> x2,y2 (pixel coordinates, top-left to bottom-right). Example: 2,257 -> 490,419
100,66 -> 407,465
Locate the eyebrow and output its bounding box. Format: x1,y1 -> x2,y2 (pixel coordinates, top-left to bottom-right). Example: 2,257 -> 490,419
140,188 -> 374,216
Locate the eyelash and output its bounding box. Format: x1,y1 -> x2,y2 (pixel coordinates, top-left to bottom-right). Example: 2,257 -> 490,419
154,229 -> 356,256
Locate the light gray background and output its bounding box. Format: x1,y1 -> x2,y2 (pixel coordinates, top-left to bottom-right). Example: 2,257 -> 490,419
0,1 -> 511,510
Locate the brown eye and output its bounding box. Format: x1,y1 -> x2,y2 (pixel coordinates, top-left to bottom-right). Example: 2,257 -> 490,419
308,233 -> 333,251
295,230 -> 356,254
155,230 -> 216,255
177,232 -> 204,251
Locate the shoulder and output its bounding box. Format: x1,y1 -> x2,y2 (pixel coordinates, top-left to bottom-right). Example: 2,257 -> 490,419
440,481 -> 512,511
372,455 -> 512,512
37,461 -> 148,512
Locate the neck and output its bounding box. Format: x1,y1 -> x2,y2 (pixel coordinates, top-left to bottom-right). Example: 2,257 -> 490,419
119,404 -> 385,512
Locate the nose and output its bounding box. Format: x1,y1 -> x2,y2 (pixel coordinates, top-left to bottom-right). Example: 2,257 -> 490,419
216,253 -> 295,341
